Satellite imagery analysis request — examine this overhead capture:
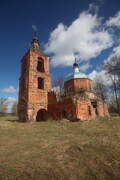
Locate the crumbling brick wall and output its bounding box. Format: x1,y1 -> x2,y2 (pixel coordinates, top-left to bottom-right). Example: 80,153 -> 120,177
48,97 -> 77,121
48,92 -> 109,121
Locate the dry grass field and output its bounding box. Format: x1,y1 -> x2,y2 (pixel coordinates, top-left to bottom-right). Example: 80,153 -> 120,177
0,115 -> 120,180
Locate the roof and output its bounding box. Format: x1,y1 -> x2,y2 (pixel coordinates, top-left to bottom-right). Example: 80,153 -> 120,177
65,70 -> 88,82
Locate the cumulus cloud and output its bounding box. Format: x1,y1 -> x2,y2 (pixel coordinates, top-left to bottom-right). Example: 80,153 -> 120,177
2,86 -> 18,93
88,70 -> 105,80
90,44 -> 120,87
88,3 -> 99,14
79,63 -> 92,72
88,70 -> 112,86
105,45 -> 120,63
106,11 -> 120,27
45,9 -> 113,67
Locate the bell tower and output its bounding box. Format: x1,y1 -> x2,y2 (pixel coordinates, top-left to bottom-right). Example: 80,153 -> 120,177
18,35 -> 51,122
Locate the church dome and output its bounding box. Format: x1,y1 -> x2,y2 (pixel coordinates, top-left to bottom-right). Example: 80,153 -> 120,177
65,59 -> 88,82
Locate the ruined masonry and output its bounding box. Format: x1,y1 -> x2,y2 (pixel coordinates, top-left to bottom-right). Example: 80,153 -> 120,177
18,36 -> 109,122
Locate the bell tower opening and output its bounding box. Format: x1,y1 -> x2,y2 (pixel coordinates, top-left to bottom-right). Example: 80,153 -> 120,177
37,58 -> 44,72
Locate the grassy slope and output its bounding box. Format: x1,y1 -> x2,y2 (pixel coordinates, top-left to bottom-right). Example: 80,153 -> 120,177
0,116 -> 120,180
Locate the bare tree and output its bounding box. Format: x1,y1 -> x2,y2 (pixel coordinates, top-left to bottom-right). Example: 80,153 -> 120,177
93,77 -> 108,101
11,101 -> 18,115
104,56 -> 120,115
0,98 -> 8,114
53,76 -> 64,94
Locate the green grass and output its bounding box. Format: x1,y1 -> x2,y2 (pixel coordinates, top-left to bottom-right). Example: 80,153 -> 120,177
0,116 -> 120,180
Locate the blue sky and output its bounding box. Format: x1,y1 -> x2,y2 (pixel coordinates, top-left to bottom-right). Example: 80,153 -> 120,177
0,0 -> 120,101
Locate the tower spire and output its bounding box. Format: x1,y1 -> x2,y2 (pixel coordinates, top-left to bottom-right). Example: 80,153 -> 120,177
75,57 -> 77,64
73,57 -> 79,73
31,25 -> 40,51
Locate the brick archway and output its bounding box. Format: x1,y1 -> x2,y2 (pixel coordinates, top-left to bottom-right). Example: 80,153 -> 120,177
36,109 -> 47,121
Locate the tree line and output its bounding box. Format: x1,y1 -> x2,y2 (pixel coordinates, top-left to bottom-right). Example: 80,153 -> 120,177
93,55 -> 120,115
0,98 -> 17,116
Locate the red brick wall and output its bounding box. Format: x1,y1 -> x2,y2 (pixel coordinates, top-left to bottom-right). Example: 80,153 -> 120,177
48,98 -> 77,121
76,100 -> 96,121
48,91 -> 58,104
64,78 -> 92,94
18,49 -> 51,122
48,97 -> 109,121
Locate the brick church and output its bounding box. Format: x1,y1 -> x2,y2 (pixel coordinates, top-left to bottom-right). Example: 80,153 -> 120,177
18,36 -> 109,122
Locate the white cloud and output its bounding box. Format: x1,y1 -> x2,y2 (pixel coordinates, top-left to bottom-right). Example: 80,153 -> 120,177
88,70 -> 105,80
112,45 -> 120,56
79,63 -> 92,72
45,10 -> 113,67
2,86 -> 18,93
88,70 -> 112,86
88,3 -> 99,14
92,44 -> 120,87
105,45 -> 120,63
106,11 -> 120,27
102,45 -> 120,71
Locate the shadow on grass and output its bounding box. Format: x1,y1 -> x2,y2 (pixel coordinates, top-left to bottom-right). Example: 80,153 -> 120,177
6,119 -> 19,123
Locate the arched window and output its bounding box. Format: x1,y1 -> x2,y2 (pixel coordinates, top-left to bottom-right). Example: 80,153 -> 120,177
37,58 -> 44,72
38,77 -> 44,89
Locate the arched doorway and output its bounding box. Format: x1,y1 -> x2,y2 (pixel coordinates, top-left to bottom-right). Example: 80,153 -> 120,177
36,109 -> 47,121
